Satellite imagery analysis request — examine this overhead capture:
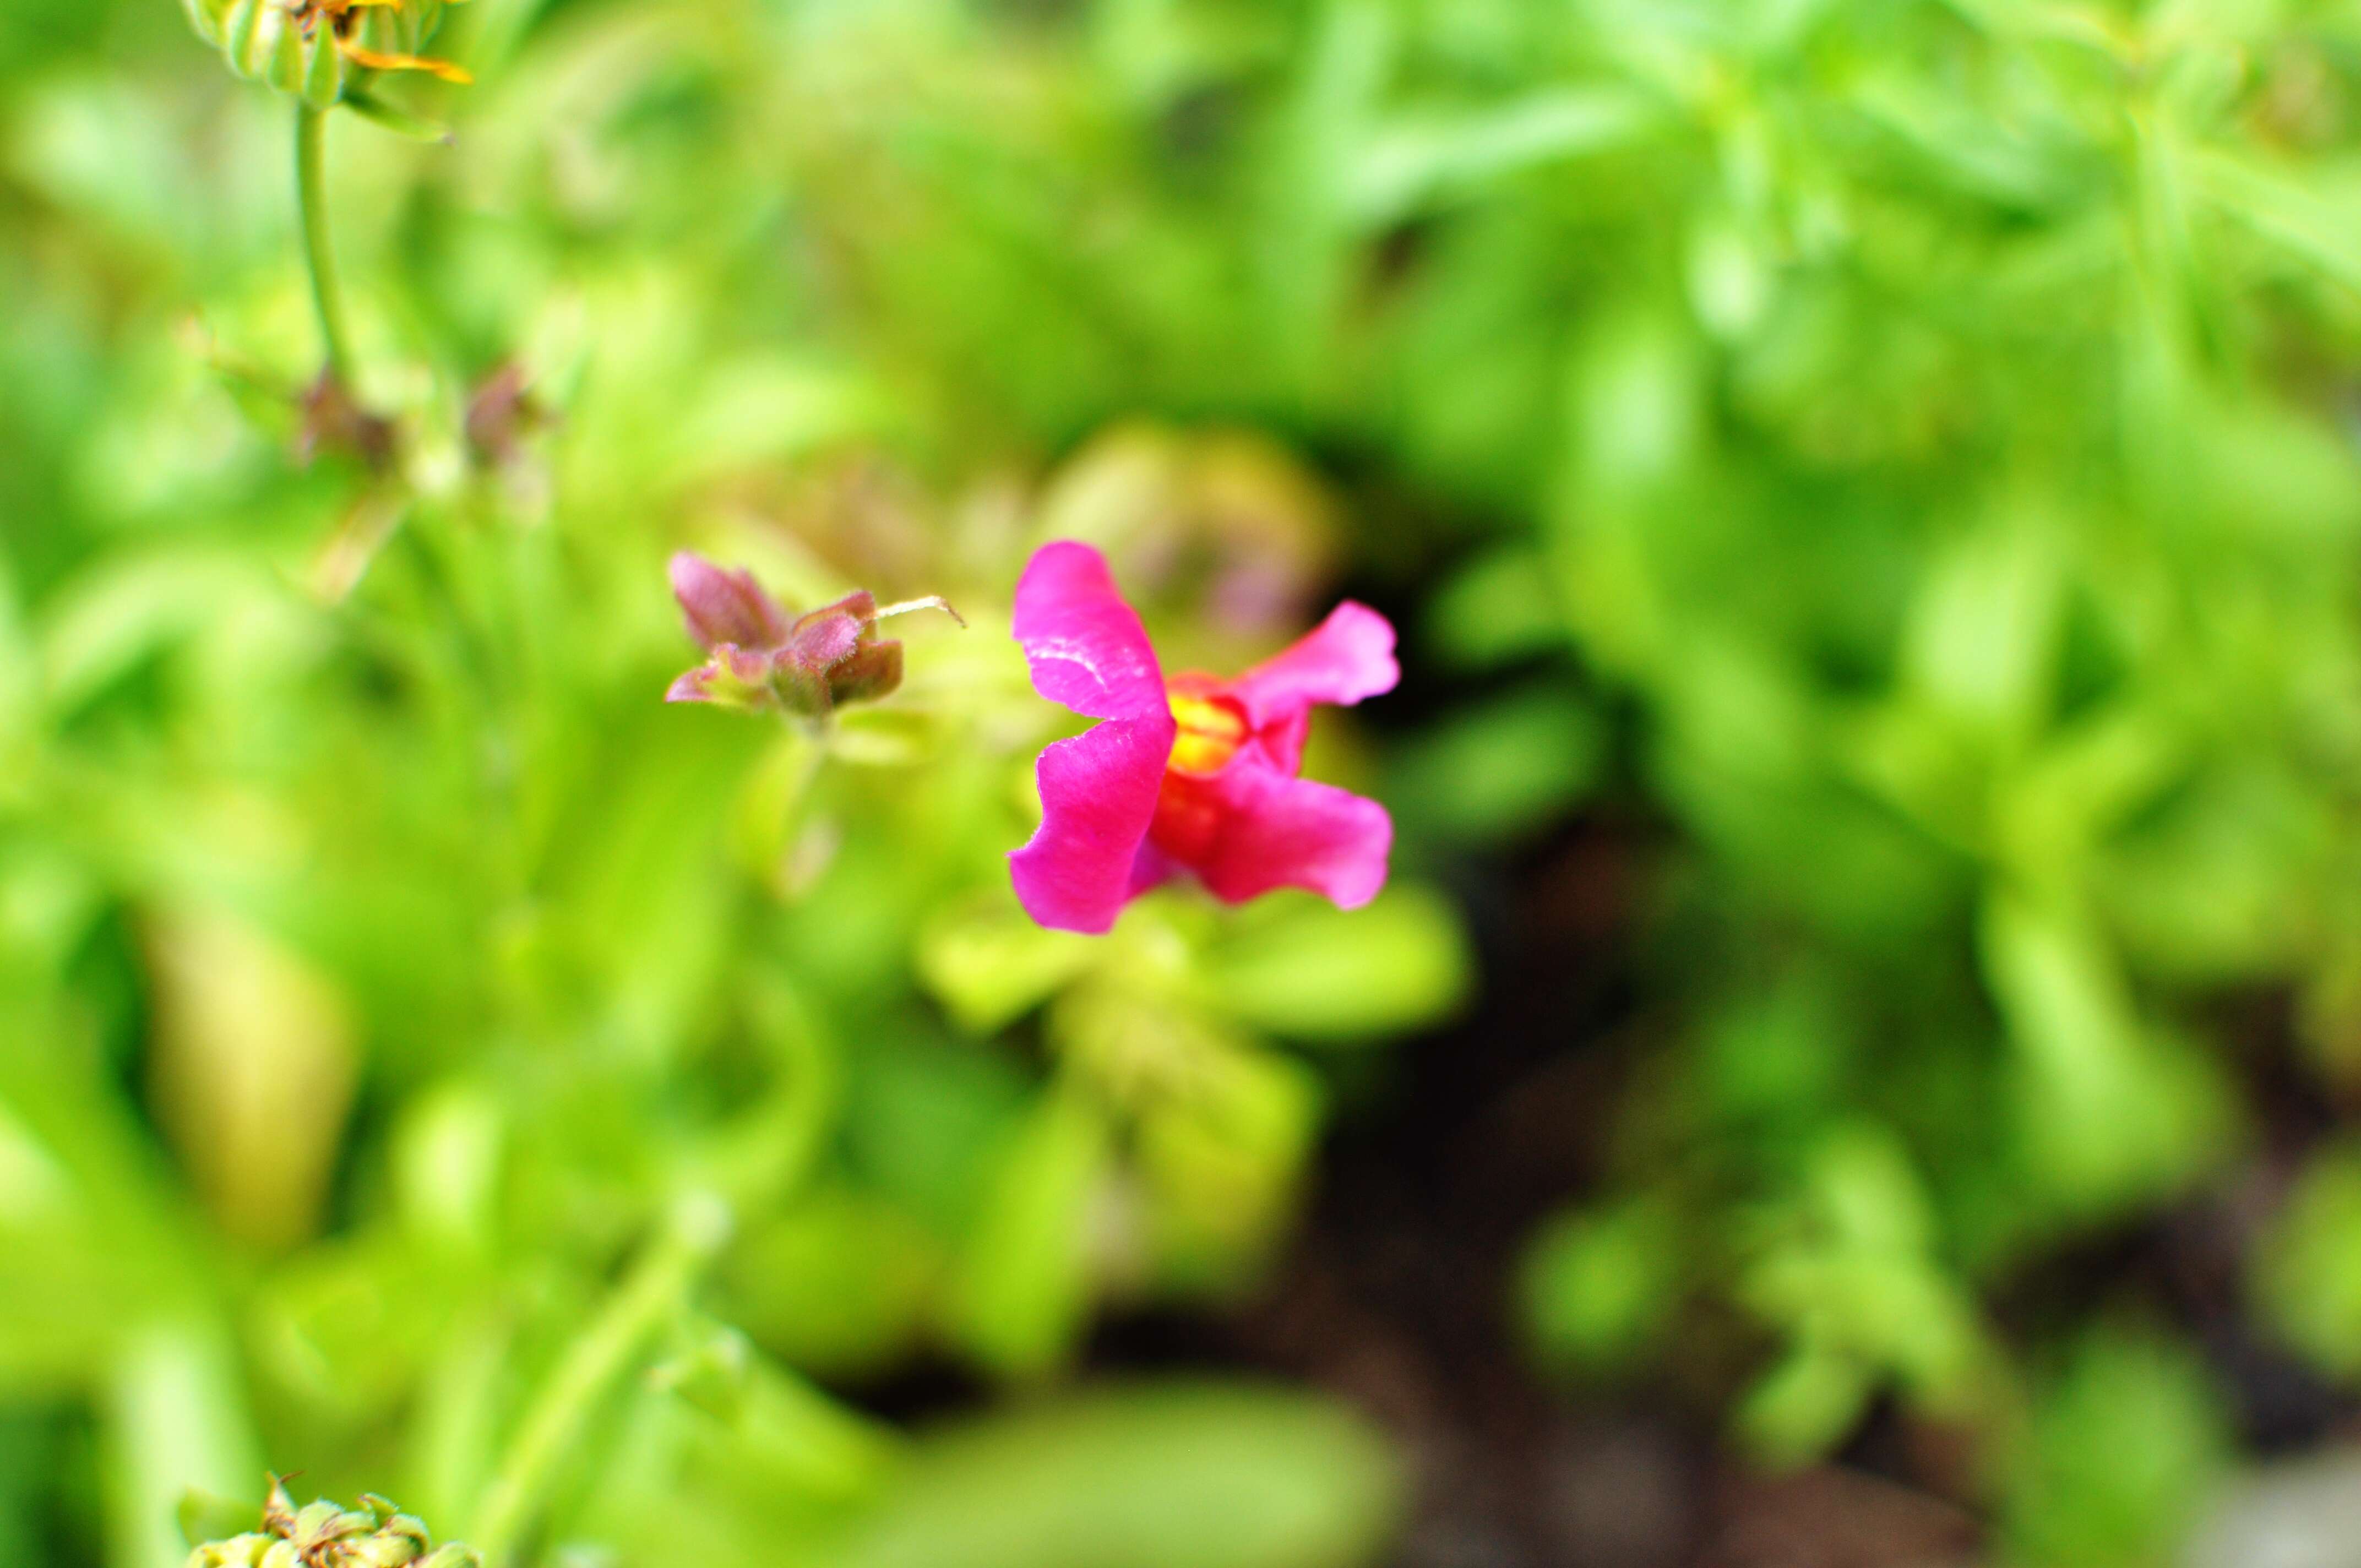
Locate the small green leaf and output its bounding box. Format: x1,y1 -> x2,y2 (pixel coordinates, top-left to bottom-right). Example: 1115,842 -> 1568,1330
2003,1330 -> 2230,1568
1348,88 -> 1664,225
1521,1196 -> 1682,1374
918,899 -> 1099,1035
340,87 -> 454,144
1389,688 -> 1603,843
2255,1144 -> 2361,1381
1203,885 -> 1470,1045
1422,546 -> 1564,671
947,1089 -> 1112,1380
835,1381 -> 1402,1568
1736,1345 -> 1873,1468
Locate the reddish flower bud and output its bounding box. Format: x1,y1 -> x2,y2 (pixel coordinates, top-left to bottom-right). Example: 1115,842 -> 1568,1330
664,554 -> 961,718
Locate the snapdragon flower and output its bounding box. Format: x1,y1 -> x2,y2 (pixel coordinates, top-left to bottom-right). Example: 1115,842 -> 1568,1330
1009,541 -> 1397,934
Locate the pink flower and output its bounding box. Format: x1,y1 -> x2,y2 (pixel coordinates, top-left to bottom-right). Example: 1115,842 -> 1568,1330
1008,540 -> 1398,934
665,552 -> 960,716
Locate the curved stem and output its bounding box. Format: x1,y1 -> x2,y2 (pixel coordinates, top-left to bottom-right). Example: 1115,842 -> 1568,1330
470,1194 -> 733,1564
295,104 -> 356,385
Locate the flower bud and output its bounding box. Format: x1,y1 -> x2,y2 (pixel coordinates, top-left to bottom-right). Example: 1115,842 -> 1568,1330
664,553 -> 964,720
286,1500 -> 368,1550
185,1482 -> 475,1568
344,1531 -> 426,1567
188,1537 -> 273,1568
179,0 -> 469,107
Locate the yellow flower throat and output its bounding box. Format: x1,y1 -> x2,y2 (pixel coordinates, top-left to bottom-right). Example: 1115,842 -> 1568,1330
1166,688 -> 1247,775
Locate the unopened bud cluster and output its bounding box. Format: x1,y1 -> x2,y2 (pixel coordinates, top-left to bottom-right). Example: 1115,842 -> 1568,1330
187,1480 -> 479,1568
180,0 -> 469,108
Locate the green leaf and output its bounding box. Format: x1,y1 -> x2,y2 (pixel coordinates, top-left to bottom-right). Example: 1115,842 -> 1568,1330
1389,687 -> 1603,843
918,899 -> 1100,1036
1735,1345 -> 1873,1468
1135,1042 -> 1320,1294
2194,149 -> 2361,296
946,1089 -> 1112,1380
1203,885 -> 1470,1045
2003,1330 -> 2230,1568
1898,510 -> 2067,744
1521,1195 -> 1682,1374
1421,546 -> 1565,671
1348,87 -> 1664,226
833,1382 -> 1402,1568
2255,1144 -> 2361,1381
339,86 -> 453,144
1979,891 -> 2238,1217
721,1193 -> 940,1381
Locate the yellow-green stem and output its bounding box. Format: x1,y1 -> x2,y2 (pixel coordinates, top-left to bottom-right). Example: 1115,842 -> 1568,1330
295,104 -> 356,385
470,1194 -> 732,1564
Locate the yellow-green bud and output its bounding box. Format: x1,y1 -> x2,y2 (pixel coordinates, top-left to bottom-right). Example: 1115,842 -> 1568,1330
344,1533 -> 425,1567
187,1536 -> 273,1568
185,1481 -> 478,1568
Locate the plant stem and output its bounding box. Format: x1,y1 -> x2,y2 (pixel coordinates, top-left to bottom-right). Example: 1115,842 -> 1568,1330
295,104 -> 356,385
470,1194 -> 733,1564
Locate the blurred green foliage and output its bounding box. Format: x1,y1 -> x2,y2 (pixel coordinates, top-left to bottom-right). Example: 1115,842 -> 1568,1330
13,0 -> 2361,1565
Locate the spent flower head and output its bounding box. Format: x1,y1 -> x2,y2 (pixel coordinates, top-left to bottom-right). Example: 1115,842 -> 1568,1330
187,1478 -> 478,1568
181,0 -> 472,108
665,552 -> 964,718
1008,541 -> 1397,933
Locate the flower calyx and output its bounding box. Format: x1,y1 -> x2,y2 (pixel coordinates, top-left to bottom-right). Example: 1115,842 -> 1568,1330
181,0 -> 473,109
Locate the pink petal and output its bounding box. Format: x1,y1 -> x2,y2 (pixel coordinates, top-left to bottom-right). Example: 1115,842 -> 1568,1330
671,553 -> 789,651
663,644 -> 781,707
785,609 -> 865,675
1010,713 -> 1177,933
1127,840 -> 1179,900
1230,601 -> 1399,730
1193,762 -> 1392,910
1249,710 -> 1313,778
1012,542 -> 1168,721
